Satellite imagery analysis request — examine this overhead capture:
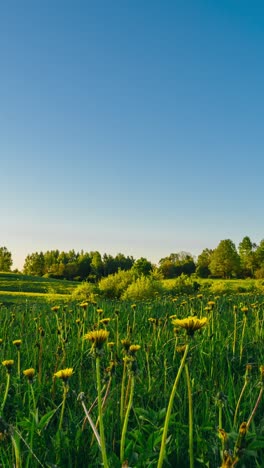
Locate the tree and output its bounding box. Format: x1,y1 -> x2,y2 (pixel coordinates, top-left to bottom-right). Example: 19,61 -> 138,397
238,236 -> 257,277
196,249 -> 213,278
23,252 -> 45,276
209,240 -> 240,278
132,257 -> 153,277
0,246 -> 12,271
158,252 -> 195,279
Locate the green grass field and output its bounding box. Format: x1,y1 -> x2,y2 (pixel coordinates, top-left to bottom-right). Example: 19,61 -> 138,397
0,274 -> 264,467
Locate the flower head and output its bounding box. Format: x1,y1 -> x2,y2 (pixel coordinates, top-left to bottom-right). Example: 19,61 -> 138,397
84,329 -> 109,349
171,316 -> 208,336
13,339 -> 22,348
54,368 -> 74,382
2,360 -> 14,372
99,318 -> 111,325
51,306 -> 60,312
129,344 -> 141,355
23,368 -> 35,382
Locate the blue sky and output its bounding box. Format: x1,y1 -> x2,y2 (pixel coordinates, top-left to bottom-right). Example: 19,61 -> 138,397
1,1 -> 264,269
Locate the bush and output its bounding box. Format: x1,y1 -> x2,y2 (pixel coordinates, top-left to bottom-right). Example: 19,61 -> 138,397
121,275 -> 164,301
168,274 -> 200,295
98,270 -> 133,299
71,282 -> 97,301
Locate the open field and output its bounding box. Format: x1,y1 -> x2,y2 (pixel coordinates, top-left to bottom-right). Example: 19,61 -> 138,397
0,286 -> 264,467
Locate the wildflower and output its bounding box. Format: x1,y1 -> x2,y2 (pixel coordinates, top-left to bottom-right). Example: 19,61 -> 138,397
0,339 -> 3,345
131,304 -> 137,309
121,338 -> 131,353
84,329 -> 109,349
99,318 -> 111,325
51,306 -> 60,312
239,422 -> 247,436
241,306 -> 249,315
176,345 -> 187,355
2,360 -> 14,372
13,339 -> 22,348
23,368 -> 35,382
259,365 -> 264,380
96,308 -> 104,315
171,316 -> 208,336
197,294 -> 203,299
80,302 -> 88,309
54,368 -> 74,382
207,301 -> 215,308
129,345 -> 141,355
107,342 -> 115,349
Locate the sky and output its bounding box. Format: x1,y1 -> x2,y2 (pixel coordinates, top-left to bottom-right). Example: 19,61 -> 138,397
1,1 -> 264,270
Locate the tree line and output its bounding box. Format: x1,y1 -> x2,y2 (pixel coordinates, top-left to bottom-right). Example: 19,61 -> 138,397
1,236 -> 264,280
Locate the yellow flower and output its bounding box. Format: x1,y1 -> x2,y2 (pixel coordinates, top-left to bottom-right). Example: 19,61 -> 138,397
96,308 -> 104,315
171,316 -> 208,336
13,339 -> 22,348
99,318 -> 111,325
239,422 -> 247,436
0,339 -> 3,345
107,342 -> 115,348
84,329 -> 109,349
131,304 -> 137,309
80,302 -> 88,309
129,345 -> 141,355
241,306 -> 249,314
23,368 -> 35,381
54,368 -> 74,382
2,360 -> 14,371
121,338 -> 131,352
51,306 -> 60,311
259,365 -> 264,380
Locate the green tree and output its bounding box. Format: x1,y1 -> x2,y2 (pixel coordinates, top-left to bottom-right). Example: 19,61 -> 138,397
23,252 -> 45,276
209,240 -> 240,278
132,257 -> 153,277
238,236 -> 257,277
196,249 -> 213,278
0,246 -> 13,271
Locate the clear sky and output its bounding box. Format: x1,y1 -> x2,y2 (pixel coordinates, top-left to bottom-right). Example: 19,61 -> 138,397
1,1 -> 264,270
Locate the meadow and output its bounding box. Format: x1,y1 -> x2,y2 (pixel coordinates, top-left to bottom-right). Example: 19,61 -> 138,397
0,274 -> 264,467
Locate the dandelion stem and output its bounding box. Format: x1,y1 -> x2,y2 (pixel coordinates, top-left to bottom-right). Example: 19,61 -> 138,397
120,372 -> 134,463
58,382 -> 68,431
157,343 -> 190,468
1,372 -> 11,416
247,386 -> 264,430
185,362 -> 194,468
96,355 -> 109,468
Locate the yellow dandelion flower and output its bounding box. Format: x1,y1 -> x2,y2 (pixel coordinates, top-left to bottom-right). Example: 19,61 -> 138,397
80,302 -> 88,309
121,338 -> 131,352
259,365 -> 264,379
239,422 -> 247,436
176,345 -> 187,355
2,360 -> 14,371
54,368 -> 74,382
207,301 -> 215,307
129,345 -> 141,355
51,306 -> 60,312
99,318 -> 111,325
197,294 -> 203,299
131,304 -> 137,309
23,368 -> 35,381
84,329 -> 109,349
13,339 -> 22,348
171,316 -> 208,336
107,342 -> 115,348
241,306 -> 249,314
0,339 -> 3,345
96,308 -> 104,315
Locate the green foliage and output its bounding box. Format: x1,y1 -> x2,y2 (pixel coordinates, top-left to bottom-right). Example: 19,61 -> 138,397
0,246 -> 13,271
196,249 -> 213,278
71,282 -> 97,301
158,252 -> 195,279
209,239 -> 241,278
98,269 -> 133,298
168,273 -> 200,294
131,257 -> 153,277
121,275 -> 164,300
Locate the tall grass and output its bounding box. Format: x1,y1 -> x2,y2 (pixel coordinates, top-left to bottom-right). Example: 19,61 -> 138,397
0,293 -> 263,466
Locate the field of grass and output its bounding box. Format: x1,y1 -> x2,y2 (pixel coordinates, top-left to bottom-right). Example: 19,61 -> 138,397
0,290 -> 264,467
0,272 -> 77,305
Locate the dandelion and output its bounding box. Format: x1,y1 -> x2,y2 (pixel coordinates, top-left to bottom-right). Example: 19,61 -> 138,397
121,338 -> 131,353
2,360 -> 14,372
54,368 -> 74,382
96,308 -> 104,315
13,339 -> 22,348
54,368 -> 74,431
0,339 -> 3,345
51,306 -> 60,312
23,368 -> 35,383
84,329 -> 109,352
128,345 -> 141,355
80,302 -> 88,309
171,316 -> 207,336
99,318 -> 111,326
131,304 -> 136,309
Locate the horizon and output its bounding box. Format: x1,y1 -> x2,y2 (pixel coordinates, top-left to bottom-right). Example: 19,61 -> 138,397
1,1 -> 264,272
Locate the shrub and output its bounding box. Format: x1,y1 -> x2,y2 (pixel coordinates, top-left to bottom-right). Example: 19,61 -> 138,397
168,274 -> 200,295
71,282 -> 97,301
98,270 -> 133,299
121,275 -> 164,301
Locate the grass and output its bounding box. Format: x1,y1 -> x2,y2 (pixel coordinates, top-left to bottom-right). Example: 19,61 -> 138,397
0,292 -> 264,466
